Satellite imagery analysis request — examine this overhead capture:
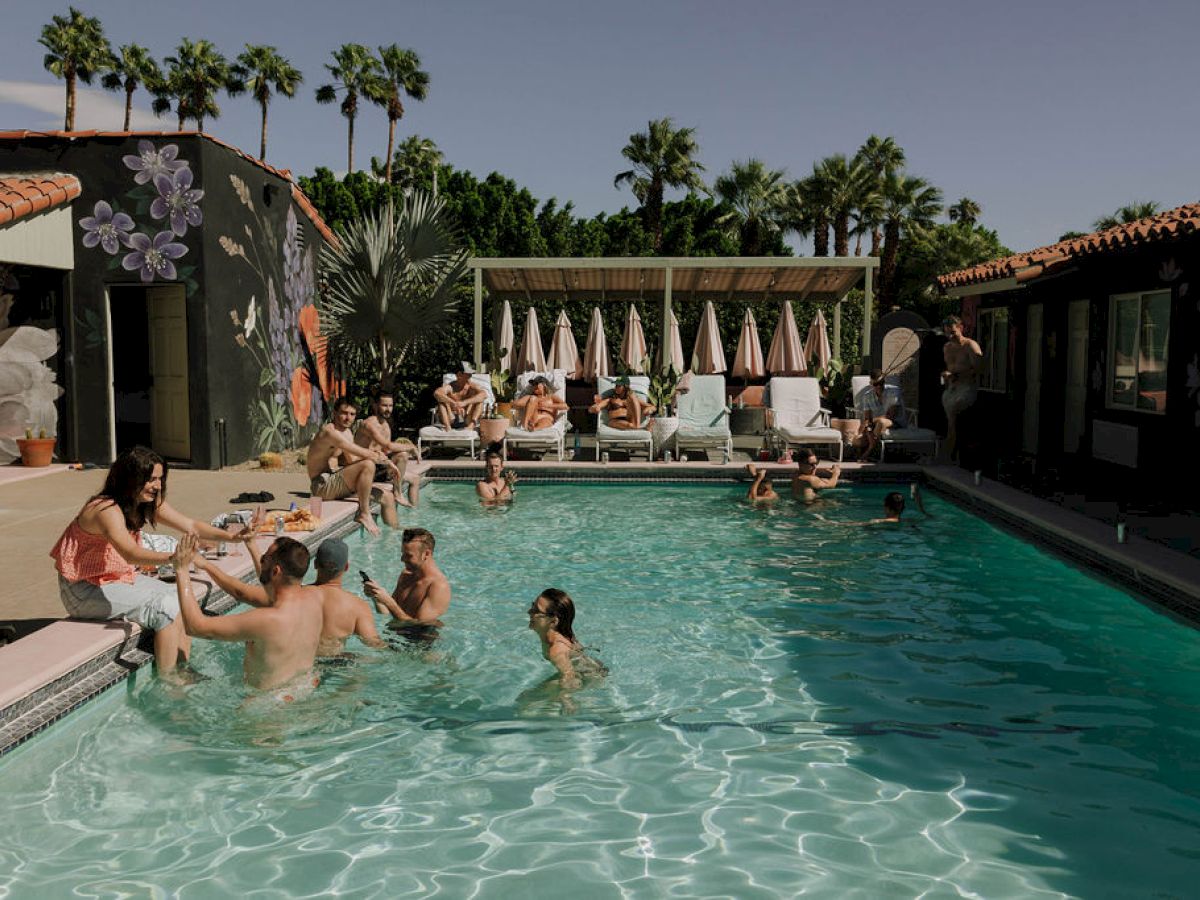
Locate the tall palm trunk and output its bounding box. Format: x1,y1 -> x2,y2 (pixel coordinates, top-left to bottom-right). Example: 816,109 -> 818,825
854,234 -> 862,256
177,109 -> 185,130
385,117 -> 397,183
879,220 -> 901,309
122,84 -> 133,131
812,213 -> 830,257
870,228 -> 882,256
259,99 -> 268,159
646,174 -> 664,252
64,69 -> 76,130
347,112 -> 355,173
833,213 -> 850,257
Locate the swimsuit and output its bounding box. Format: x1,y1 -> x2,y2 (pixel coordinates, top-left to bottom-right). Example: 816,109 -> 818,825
942,381 -> 978,417
310,470 -> 350,500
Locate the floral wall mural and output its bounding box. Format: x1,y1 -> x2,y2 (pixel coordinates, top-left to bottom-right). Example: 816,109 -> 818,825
76,140 -> 201,294
221,176 -> 340,452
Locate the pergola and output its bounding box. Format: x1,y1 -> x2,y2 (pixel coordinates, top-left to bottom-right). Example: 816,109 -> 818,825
468,256 -> 879,368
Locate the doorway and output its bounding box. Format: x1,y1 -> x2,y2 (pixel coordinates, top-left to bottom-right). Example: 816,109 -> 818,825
1063,300 -> 1089,454
1022,304 -> 1043,455
108,284 -> 191,461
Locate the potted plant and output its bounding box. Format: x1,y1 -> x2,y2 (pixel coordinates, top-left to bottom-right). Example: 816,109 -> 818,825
487,344 -> 515,419
814,358 -> 859,444
17,427 -> 56,467
645,364 -> 682,457
478,404 -> 509,445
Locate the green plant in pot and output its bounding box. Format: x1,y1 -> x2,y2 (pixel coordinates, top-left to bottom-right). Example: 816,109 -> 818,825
486,343 -> 515,418
647,364 -> 682,418
813,358 -> 852,419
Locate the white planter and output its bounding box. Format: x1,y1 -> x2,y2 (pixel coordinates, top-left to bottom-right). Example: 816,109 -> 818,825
648,416 -> 679,458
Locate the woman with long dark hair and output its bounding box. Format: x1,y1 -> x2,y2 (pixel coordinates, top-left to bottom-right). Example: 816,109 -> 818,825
526,588 -> 606,688
50,446 -> 248,675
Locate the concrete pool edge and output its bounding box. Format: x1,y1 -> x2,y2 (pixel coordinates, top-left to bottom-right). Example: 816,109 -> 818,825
2,462 -> 1197,757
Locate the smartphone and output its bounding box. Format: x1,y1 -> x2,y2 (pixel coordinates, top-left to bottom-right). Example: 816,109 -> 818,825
359,569 -> 372,583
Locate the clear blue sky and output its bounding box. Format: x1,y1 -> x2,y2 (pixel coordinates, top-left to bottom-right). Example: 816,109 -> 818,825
3,0 -> 1196,254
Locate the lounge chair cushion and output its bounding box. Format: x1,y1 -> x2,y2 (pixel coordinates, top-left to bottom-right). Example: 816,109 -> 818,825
674,424 -> 732,444
676,374 -> 730,429
418,424 -> 478,441
766,377 -> 828,430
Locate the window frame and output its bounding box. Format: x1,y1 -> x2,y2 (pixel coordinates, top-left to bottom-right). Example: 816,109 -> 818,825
1106,289 -> 1170,416
976,306 -> 1008,393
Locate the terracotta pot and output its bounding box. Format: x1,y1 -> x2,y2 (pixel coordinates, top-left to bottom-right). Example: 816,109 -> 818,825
495,401 -> 513,419
17,437 -> 56,467
479,418 -> 508,445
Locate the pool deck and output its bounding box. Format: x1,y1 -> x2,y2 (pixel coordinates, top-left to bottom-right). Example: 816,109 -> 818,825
2,458 -> 1198,756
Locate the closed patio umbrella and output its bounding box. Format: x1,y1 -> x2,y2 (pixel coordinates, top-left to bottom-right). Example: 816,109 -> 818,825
690,300 -> 727,375
547,310 -> 582,379
582,306 -> 610,379
804,309 -> 832,374
658,308 -> 685,374
620,304 -> 649,373
731,308 -> 765,380
766,300 -> 806,375
514,306 -> 546,373
493,299 -> 513,371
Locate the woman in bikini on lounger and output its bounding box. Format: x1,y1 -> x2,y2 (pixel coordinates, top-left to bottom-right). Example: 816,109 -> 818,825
513,376 -> 567,431
527,588 -> 607,689
588,376 -> 653,430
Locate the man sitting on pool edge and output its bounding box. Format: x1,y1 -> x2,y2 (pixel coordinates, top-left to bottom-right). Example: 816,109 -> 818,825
172,534 -> 324,697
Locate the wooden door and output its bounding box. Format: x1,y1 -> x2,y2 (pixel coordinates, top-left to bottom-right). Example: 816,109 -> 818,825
1063,299 -> 1089,453
1022,304 -> 1042,455
146,286 -> 191,460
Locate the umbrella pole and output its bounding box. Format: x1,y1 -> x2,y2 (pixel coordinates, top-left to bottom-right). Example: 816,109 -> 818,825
661,266 -> 673,372
833,300 -> 842,361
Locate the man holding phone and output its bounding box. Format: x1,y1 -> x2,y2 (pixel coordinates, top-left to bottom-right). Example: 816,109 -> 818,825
362,528 -> 450,636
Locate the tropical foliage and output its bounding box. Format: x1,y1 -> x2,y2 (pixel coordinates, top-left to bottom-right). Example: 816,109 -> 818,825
318,190 -> 470,387
1093,202 -> 1160,231
374,46 -> 429,185
39,6 -> 113,130
101,44 -> 160,132
155,39 -> 234,131
614,118 -> 706,252
712,159 -> 789,256
315,44 -> 384,174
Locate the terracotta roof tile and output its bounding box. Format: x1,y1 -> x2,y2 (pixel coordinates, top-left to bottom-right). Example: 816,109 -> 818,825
0,131 -> 335,245
0,173 -> 82,226
938,201 -> 1200,290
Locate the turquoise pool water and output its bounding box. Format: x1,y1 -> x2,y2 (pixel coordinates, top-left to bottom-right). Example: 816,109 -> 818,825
2,483 -> 1199,897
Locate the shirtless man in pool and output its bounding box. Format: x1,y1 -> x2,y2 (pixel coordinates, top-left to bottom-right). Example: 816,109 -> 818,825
306,396 -> 401,535
476,447 -> 516,503
791,449 -> 841,502
941,315 -> 983,461
513,376 -> 568,431
363,528 -> 450,639
173,535 -> 324,695
588,376 -> 654,430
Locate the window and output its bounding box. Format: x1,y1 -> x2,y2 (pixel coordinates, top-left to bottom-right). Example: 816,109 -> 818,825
1108,290 -> 1169,414
976,307 -> 1008,392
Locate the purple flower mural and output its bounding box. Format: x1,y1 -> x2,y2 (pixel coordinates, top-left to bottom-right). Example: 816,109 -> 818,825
121,140 -> 186,185
151,168 -> 204,236
122,231 -> 188,282
78,201 -> 134,254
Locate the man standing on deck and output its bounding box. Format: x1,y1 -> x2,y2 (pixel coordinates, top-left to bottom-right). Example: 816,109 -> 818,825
173,535 -> 324,695
193,536 -> 385,657
353,389 -> 420,508
306,396 -> 401,535
940,315 -> 983,462
362,528 -> 450,640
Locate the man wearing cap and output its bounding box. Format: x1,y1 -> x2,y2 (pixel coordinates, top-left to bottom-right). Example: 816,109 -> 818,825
588,375 -> 654,430
193,537 -> 384,657
433,365 -> 487,431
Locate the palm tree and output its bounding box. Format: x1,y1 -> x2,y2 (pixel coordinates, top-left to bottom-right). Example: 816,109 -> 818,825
319,190 -> 470,385
315,44 -> 385,174
374,46 -> 429,185
1093,201 -> 1160,231
789,174 -> 831,256
101,43 -> 160,131
372,134 -> 443,194
854,135 -> 906,255
947,197 -> 982,226
614,118 -> 706,252
816,154 -> 872,257
878,173 -> 942,309
850,182 -> 883,256
39,7 -> 114,130
712,159 -> 789,256
231,45 -> 302,160
155,39 -> 233,131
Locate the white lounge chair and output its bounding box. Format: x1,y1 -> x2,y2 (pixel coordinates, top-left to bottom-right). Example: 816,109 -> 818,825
765,377 -> 844,461
416,373 -> 495,459
504,369 -> 571,460
594,375 -> 654,460
672,374 -> 733,459
849,374 -> 939,462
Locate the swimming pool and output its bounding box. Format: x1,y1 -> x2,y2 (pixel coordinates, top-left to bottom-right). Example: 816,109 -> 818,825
1,483 -> 1198,897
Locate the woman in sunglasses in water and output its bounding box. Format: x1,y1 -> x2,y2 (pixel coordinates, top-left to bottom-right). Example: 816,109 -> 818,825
527,588 -> 607,689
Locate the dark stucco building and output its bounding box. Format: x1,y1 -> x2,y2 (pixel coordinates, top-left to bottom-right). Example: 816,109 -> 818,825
0,130 -> 338,468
